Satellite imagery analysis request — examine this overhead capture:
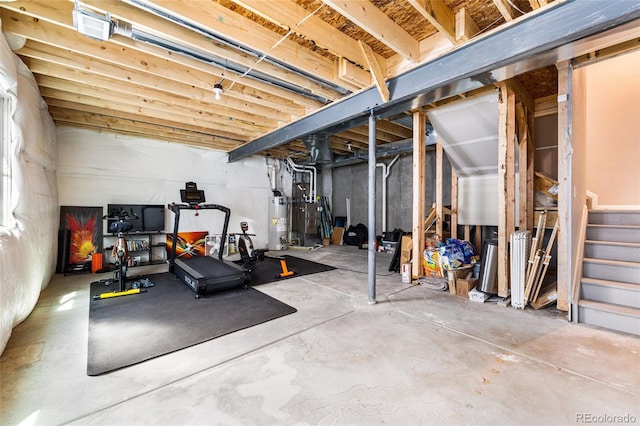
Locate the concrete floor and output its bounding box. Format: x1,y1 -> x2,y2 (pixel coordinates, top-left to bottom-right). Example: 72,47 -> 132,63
1,245 -> 639,426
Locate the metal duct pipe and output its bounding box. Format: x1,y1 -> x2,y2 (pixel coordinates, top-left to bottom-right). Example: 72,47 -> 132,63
368,111 -> 376,305
376,155 -> 399,234
265,157 -> 279,192
302,134 -> 334,164
122,0 -> 347,101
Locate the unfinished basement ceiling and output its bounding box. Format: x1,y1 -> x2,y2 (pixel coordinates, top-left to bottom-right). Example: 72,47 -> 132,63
0,0 -> 552,156
1,1 -> 638,162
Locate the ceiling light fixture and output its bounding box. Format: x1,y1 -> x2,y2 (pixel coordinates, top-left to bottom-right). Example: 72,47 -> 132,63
72,2 -> 114,41
213,83 -> 223,100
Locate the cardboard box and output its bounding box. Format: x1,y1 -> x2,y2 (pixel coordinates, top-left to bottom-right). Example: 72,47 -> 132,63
446,270 -> 457,295
331,227 -> 344,245
456,277 -> 477,297
400,235 -> 412,266
401,263 -> 411,283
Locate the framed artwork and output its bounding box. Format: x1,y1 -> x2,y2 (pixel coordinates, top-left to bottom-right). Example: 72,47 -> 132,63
59,206 -> 103,271
166,231 -> 208,259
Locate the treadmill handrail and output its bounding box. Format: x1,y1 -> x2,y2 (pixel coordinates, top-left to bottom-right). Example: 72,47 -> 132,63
167,202 -> 231,266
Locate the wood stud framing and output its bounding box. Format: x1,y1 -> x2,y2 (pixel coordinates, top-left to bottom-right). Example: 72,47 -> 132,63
556,60 -> 571,312
412,111 -> 427,279
436,141 -> 444,239
496,82 -> 517,298
451,168 -> 458,239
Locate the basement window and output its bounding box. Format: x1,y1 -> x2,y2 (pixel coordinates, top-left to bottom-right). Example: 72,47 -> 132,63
1,96 -> 13,228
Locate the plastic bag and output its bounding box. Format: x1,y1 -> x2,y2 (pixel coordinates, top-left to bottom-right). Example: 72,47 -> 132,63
438,238 -> 479,270
423,248 -> 443,277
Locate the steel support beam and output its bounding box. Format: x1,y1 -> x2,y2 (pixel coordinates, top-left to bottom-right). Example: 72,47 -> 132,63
368,111 -> 377,305
228,0 -> 640,162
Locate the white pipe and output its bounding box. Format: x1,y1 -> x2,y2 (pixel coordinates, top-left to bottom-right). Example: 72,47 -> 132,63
376,155 -> 400,233
307,163 -> 317,202
286,157 -> 317,203
268,165 -> 276,191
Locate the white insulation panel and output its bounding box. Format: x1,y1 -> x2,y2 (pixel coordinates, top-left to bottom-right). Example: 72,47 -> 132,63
429,90 -> 519,226
428,91 -> 499,177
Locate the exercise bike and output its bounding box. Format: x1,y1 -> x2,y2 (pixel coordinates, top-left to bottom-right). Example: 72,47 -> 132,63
94,208 -> 145,299
236,221 -> 265,271
235,222 -> 294,278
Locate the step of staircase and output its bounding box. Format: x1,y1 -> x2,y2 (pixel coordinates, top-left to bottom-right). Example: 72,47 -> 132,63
586,224 -> 640,243
580,277 -> 640,309
578,210 -> 640,335
582,258 -> 640,284
584,240 -> 640,262
577,300 -> 640,336
588,209 -> 640,226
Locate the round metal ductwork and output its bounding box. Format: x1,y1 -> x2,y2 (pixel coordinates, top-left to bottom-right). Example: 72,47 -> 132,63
302,134 -> 333,164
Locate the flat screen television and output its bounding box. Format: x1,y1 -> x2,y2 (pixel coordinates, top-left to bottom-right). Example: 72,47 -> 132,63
106,204 -> 165,233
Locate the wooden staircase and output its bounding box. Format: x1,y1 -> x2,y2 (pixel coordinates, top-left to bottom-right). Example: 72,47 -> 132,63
577,210 -> 640,335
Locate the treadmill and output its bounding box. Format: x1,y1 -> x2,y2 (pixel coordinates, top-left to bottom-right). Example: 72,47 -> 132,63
168,183 -> 250,296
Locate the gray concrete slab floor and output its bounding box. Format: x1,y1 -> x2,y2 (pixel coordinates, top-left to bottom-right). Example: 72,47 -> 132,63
1,245 -> 639,425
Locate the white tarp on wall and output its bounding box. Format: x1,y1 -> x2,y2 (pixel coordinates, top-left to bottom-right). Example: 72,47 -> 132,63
428,91 -> 507,226
0,26 -> 58,354
56,128 -> 277,250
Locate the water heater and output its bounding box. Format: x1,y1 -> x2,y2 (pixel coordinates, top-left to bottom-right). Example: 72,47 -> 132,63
269,196 -> 289,250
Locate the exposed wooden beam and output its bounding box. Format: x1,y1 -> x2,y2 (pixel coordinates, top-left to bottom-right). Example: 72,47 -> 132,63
376,120 -> 413,139
28,59 -> 284,125
45,98 -> 248,143
332,133 -> 369,150
144,0 -> 355,91
76,0 -> 342,102
50,107 -> 243,149
493,0 -> 515,21
503,78 -> 534,113
455,7 -> 481,42
29,66 -> 276,128
339,58 -> 371,87
323,0 -> 419,62
38,86 -> 263,138
229,0 -> 385,77
0,8 -> 313,115
534,94 -> 558,117
348,125 -> 402,144
573,37 -> 640,67
358,40 -> 390,102
386,31 -> 454,77
529,0 -> 548,10
53,121 -> 235,150
0,0 -> 74,27
407,0 -> 456,44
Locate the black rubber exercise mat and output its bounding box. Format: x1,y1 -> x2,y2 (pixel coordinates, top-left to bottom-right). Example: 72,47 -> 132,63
87,272 -> 296,376
240,255 -> 336,286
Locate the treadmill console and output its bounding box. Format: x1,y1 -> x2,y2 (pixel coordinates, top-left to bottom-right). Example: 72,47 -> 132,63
180,181 -> 205,206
